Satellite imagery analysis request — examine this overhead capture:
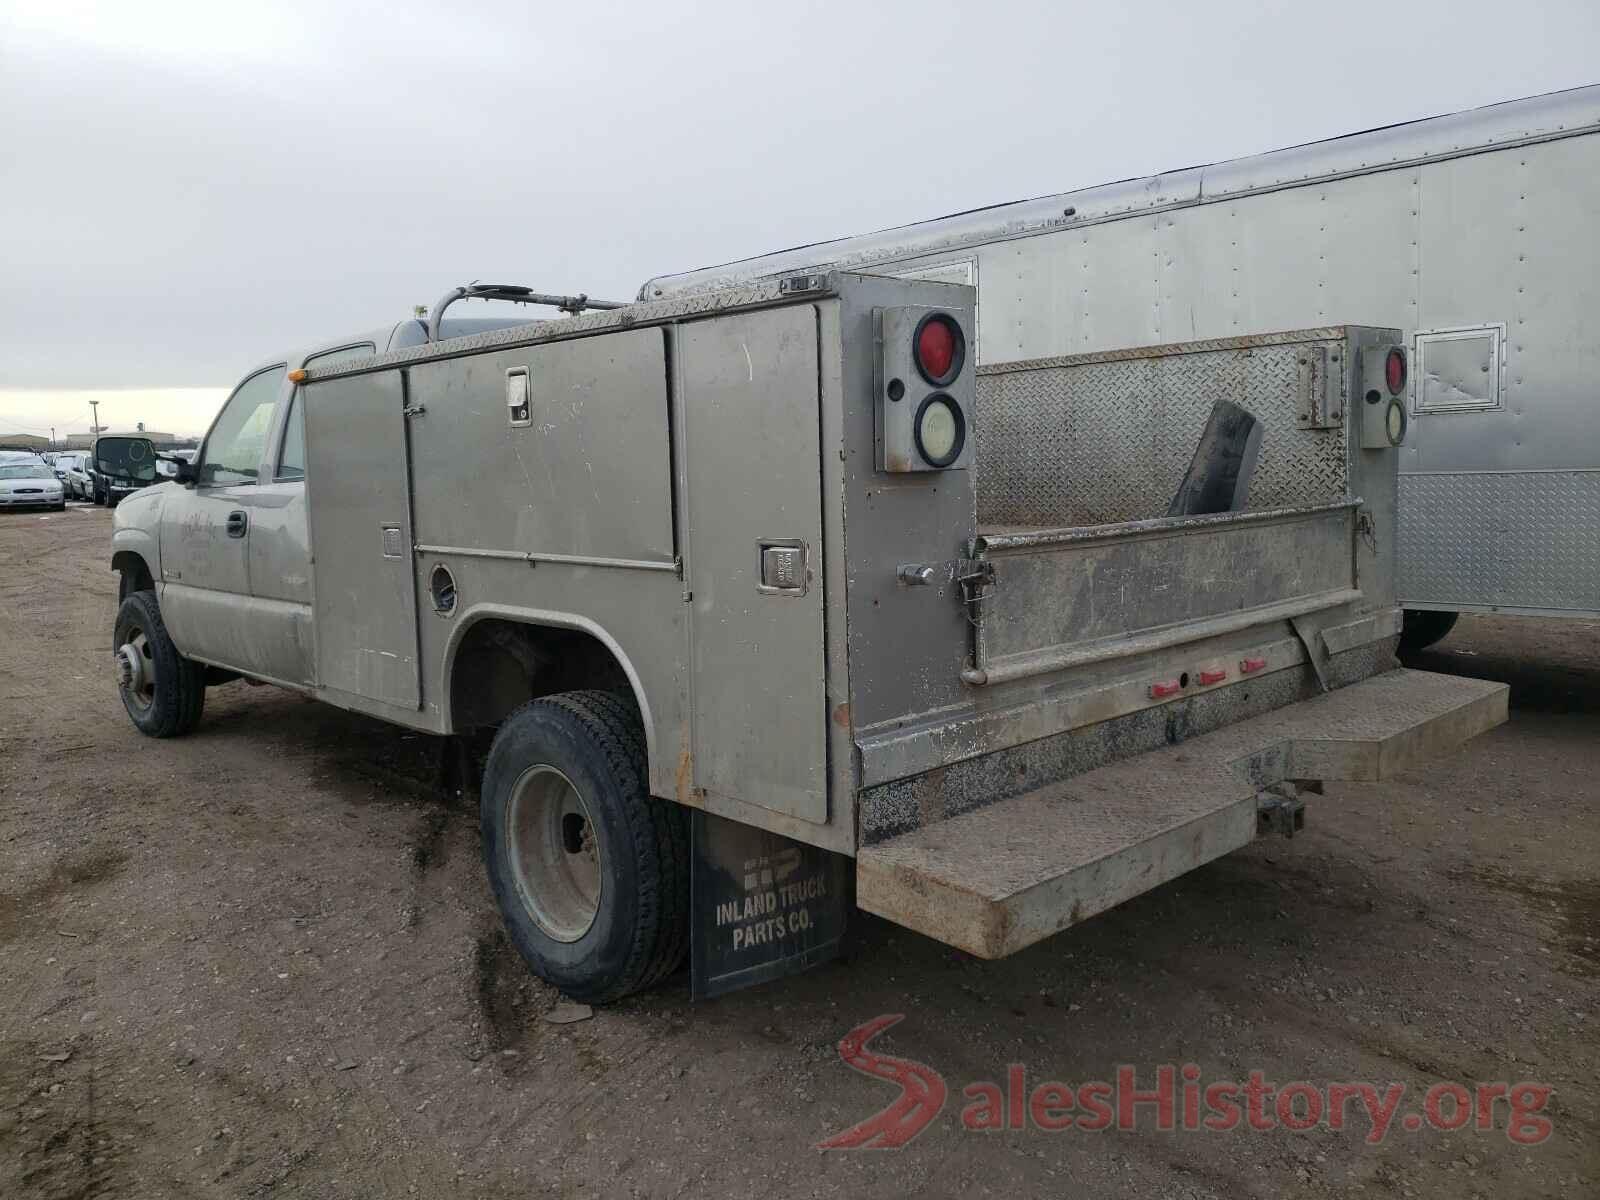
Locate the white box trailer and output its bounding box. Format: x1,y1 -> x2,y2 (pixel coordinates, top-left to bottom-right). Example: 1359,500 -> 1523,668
643,85 -> 1600,644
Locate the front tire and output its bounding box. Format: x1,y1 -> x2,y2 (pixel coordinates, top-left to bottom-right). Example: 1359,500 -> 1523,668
481,691 -> 688,1004
113,590 -> 206,737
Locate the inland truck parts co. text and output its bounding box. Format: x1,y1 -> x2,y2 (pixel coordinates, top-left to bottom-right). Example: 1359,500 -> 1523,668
716,873 -> 830,951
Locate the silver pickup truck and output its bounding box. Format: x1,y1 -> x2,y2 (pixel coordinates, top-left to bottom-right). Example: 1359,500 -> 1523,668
110,272 -> 1507,1002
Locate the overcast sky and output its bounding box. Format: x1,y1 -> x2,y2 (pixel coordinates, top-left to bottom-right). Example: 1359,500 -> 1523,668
3,0 -> 1597,437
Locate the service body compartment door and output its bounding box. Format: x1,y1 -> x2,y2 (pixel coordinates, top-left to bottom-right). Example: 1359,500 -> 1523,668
404,329 -> 676,564
682,306 -> 828,823
303,370 -> 421,710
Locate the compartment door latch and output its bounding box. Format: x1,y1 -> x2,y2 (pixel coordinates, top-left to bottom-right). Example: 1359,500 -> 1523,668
757,541 -> 807,596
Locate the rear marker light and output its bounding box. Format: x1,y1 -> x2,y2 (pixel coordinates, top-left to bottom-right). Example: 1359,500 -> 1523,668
911,312 -> 966,387
1385,348 -> 1407,395
1150,679 -> 1184,699
1240,657 -> 1267,675
1385,398 -> 1407,446
917,320 -> 955,379
1198,668 -> 1227,686
913,394 -> 965,468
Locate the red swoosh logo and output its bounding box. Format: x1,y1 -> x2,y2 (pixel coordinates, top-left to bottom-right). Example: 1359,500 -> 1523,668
817,1014 -> 947,1149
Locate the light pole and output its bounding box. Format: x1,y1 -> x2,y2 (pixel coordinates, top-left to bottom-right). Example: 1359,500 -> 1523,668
88,399 -> 101,437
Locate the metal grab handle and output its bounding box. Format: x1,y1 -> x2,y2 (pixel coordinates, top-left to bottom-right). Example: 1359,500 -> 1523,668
426,282 -> 627,343
226,511 -> 248,538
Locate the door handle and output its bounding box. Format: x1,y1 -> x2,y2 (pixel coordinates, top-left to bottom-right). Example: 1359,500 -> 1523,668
226,510 -> 248,538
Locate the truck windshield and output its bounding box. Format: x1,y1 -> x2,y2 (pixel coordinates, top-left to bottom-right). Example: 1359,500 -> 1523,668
96,437 -> 158,482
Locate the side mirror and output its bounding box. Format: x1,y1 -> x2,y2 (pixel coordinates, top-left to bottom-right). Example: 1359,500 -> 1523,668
158,454 -> 197,484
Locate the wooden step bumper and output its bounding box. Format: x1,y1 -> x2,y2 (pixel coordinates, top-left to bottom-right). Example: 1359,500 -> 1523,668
855,669 -> 1508,959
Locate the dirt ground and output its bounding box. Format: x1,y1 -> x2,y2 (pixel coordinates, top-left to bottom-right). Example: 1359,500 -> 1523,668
1,504 -> 1596,1199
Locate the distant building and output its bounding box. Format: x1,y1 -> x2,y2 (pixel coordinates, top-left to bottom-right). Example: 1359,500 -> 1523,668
63,430 -> 182,449
0,433 -> 50,452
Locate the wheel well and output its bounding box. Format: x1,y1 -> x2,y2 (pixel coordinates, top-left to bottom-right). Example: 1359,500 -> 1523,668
448,618 -> 636,734
112,551 -> 155,601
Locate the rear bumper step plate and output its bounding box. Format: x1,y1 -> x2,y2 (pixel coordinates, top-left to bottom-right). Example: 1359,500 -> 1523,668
855,669 -> 1507,959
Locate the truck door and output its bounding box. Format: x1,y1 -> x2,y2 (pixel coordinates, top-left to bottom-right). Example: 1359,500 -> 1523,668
302,368 -> 421,711
158,365 -> 285,670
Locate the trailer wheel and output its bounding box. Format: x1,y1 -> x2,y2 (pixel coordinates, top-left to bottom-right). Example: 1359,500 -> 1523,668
481,690 -> 688,1003
113,590 -> 206,737
1399,609 -> 1460,654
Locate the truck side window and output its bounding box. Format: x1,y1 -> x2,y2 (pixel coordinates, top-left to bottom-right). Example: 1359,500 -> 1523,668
200,366 -> 286,486
275,344 -> 373,483
276,398 -> 305,481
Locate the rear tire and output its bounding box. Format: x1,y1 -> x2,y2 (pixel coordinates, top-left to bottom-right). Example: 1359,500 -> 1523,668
1399,609 -> 1460,654
113,590 -> 206,737
481,690 -> 688,1004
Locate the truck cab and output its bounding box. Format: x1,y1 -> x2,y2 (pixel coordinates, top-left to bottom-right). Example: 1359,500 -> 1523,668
112,315 -> 534,685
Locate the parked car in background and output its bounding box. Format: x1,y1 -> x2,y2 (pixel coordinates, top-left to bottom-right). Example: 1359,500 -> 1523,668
91,434 -> 158,506
0,457 -> 66,510
60,452 -> 93,499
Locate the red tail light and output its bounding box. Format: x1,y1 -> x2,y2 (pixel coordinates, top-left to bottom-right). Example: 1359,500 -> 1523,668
1385,348 -> 1407,395
913,313 -> 964,386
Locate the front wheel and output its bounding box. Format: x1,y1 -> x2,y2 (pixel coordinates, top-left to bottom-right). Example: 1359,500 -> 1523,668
481,691 -> 688,1004
113,590 -> 206,737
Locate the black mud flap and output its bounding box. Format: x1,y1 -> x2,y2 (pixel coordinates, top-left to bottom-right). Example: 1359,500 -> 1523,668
690,810 -> 851,1000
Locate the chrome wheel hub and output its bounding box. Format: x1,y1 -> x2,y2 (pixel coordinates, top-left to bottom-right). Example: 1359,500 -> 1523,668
506,765 -> 603,943
116,633 -> 155,712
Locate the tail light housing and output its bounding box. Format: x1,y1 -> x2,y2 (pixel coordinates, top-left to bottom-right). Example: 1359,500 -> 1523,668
1361,342 -> 1409,449
876,306 -> 975,473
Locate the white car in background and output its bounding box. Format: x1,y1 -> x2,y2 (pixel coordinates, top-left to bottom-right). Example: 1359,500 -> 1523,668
53,451 -> 88,495
0,457 -> 67,510
61,452 -> 96,499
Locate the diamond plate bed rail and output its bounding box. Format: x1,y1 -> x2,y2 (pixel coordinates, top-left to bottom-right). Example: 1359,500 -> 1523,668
975,328 -> 1355,527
